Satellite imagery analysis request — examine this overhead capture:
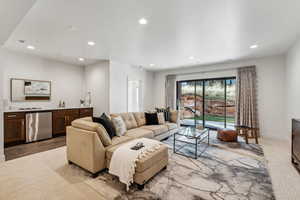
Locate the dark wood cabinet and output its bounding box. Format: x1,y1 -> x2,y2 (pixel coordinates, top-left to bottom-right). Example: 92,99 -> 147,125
4,112 -> 25,146
79,108 -> 93,118
52,110 -> 67,135
52,108 -> 92,136
65,109 -> 80,126
4,107 -> 93,145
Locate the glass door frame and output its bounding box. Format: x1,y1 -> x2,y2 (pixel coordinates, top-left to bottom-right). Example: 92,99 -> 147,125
176,76 -> 236,130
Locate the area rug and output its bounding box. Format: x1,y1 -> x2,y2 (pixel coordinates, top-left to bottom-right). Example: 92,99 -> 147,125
90,132 -> 275,200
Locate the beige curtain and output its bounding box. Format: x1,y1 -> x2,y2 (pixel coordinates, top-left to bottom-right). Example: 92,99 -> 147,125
236,66 -> 259,131
165,75 -> 176,110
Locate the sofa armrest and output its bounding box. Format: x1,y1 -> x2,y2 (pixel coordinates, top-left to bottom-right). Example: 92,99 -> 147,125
66,126 -> 106,173
71,118 -> 100,132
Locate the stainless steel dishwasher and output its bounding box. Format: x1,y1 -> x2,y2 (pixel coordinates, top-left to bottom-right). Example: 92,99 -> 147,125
26,112 -> 52,143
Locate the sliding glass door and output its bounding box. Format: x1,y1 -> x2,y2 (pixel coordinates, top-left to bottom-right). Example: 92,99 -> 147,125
177,81 -> 196,126
177,77 -> 236,129
225,79 -> 236,129
204,80 -> 226,129
195,81 -> 204,127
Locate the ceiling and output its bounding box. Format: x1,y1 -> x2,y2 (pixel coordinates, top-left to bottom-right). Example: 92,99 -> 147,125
3,0 -> 300,70
0,0 -> 36,45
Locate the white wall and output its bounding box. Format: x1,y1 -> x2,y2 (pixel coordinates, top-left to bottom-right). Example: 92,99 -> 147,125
286,38 -> 300,133
1,48 -> 85,109
109,61 -> 154,113
0,52 -> 4,161
84,61 -> 110,116
154,55 -> 286,140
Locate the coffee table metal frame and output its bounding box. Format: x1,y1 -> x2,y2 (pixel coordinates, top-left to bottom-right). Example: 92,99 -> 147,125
173,127 -> 210,159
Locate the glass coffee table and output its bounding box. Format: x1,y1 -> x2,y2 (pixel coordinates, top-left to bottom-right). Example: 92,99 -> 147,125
173,126 -> 210,159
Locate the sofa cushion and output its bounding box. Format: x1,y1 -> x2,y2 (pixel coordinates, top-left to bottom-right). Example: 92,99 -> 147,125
133,112 -> 146,126
125,128 -> 154,139
96,125 -> 112,146
166,122 -> 178,130
111,136 -> 132,146
105,136 -> 133,160
140,125 -> 168,136
72,119 -> 100,132
81,117 -> 93,122
119,113 -> 138,130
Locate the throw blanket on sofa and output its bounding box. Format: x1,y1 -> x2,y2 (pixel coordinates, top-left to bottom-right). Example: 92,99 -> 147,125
109,138 -> 163,190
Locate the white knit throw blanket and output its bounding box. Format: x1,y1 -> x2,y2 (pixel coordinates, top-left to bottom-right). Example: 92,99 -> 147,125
109,138 -> 163,191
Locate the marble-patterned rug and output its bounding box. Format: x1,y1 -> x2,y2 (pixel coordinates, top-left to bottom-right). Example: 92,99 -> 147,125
90,132 -> 275,200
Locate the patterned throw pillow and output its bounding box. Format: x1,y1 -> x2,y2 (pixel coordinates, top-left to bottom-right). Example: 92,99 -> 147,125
157,112 -> 166,125
155,107 -> 170,121
111,116 -> 127,136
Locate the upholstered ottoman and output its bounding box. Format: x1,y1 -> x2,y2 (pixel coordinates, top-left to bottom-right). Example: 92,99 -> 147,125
217,128 -> 238,142
106,144 -> 168,189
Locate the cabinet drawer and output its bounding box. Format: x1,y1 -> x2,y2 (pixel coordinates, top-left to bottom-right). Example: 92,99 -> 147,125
79,108 -> 93,117
66,109 -> 79,115
4,112 -> 25,120
52,110 -> 66,117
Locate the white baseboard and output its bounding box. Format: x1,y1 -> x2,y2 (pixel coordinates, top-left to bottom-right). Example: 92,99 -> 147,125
0,154 -> 5,162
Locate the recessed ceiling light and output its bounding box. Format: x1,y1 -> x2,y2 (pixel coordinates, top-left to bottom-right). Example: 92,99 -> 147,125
150,64 -> 155,67
250,44 -> 258,49
139,18 -> 148,25
67,25 -> 78,31
78,57 -> 85,62
27,45 -> 35,50
189,56 -> 195,60
87,41 -> 96,46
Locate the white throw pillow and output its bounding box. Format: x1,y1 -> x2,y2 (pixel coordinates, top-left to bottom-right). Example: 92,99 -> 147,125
112,116 -> 127,136
157,112 -> 166,124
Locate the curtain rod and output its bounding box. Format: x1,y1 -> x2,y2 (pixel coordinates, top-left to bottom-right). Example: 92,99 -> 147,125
170,67 -> 237,77
170,65 -> 254,76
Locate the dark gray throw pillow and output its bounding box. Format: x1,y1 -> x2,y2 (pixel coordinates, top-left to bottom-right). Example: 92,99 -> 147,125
145,112 -> 159,125
93,113 -> 116,139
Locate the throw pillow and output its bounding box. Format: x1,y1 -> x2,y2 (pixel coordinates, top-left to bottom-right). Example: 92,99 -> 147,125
155,107 -> 171,121
157,112 -> 166,125
93,113 -> 116,139
170,110 -> 179,123
145,112 -> 159,125
111,116 -> 127,136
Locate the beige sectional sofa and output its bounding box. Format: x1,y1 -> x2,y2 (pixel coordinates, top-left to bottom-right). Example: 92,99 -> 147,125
66,111 -> 179,181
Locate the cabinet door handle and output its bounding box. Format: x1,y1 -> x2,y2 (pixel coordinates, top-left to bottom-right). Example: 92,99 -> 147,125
7,115 -> 17,118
